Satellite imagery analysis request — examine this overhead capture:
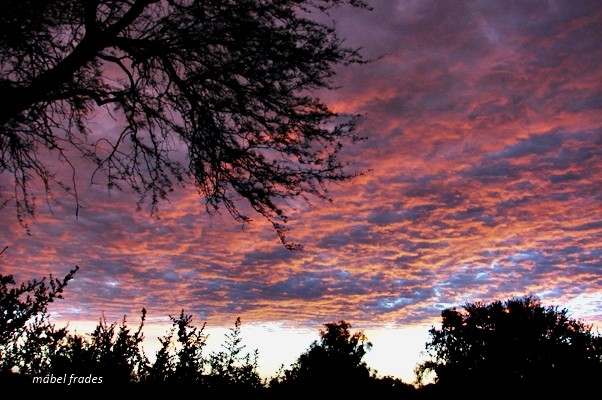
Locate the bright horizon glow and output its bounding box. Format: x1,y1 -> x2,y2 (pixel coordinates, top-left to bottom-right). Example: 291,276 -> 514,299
56,317 -> 433,385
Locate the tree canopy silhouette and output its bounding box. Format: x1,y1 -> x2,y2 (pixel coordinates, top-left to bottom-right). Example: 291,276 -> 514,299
0,265 -> 78,382
0,265 -> 78,348
0,0 -> 368,248
416,296 -> 602,394
270,320 -> 374,394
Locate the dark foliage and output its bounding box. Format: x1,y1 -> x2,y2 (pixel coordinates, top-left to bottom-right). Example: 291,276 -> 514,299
0,0 -> 368,247
61,311 -> 148,383
3,267 -> 599,397
416,295 -> 602,395
0,265 -> 78,348
270,320 -> 374,394
145,310 -> 207,384
207,317 -> 263,391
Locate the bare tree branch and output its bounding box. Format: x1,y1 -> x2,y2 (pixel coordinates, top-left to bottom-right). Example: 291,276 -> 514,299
0,0 -> 369,248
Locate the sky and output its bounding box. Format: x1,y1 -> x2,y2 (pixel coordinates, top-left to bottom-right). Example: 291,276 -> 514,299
1,0 -> 602,384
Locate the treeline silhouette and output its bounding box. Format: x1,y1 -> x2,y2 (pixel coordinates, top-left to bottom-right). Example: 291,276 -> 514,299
1,267 -> 600,396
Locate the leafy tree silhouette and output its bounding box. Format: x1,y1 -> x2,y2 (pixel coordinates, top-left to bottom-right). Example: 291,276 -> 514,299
142,312 -> 265,394
59,311 -> 149,384
0,266 -> 78,348
4,315 -> 70,378
270,320 -> 375,395
415,295 -> 602,395
145,310 -> 207,384
207,317 -> 262,390
0,0 -> 369,247
0,264 -> 78,382
1,282 -> 266,389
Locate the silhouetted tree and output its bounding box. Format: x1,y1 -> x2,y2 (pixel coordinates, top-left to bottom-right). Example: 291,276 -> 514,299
58,311 -> 149,383
1,309 -> 148,384
0,263 -> 78,382
416,296 -> 602,395
3,316 -> 70,377
145,310 -> 207,384
207,317 -> 262,391
202,317 -> 264,396
0,266 -> 78,348
270,320 -> 374,394
0,266 -> 273,388
0,0 -> 368,247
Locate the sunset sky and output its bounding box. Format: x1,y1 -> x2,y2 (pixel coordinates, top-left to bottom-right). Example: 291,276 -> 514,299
1,0 -> 601,383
